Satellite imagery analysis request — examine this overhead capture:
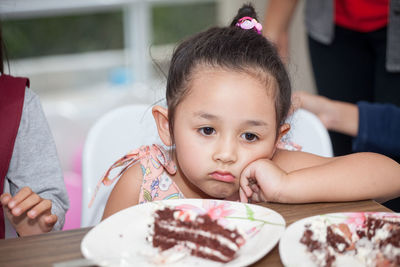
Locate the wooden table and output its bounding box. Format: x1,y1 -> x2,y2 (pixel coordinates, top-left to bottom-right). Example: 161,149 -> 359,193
0,200 -> 392,267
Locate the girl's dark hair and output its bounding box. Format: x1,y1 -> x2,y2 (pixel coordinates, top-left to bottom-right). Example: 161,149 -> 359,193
0,21 -> 4,74
0,21 -> 9,74
166,3 -> 291,140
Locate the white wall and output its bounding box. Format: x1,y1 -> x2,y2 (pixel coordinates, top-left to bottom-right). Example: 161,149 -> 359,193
217,0 -> 316,94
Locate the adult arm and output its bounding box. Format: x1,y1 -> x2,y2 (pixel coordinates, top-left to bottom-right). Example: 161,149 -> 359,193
292,90 -> 359,136
353,101 -> 400,156
294,91 -> 400,156
263,0 -> 299,60
6,89 -> 69,231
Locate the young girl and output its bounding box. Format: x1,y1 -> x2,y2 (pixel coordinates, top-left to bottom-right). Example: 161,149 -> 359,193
100,4 -> 400,220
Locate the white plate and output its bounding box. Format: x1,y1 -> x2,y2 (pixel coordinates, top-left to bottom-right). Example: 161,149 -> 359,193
81,198 -> 285,267
279,212 -> 399,267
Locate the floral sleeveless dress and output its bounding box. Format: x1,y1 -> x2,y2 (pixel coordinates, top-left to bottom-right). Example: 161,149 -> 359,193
90,144 -> 184,207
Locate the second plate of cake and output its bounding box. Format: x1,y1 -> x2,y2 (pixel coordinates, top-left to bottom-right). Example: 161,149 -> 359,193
279,212 -> 400,267
81,198 -> 286,266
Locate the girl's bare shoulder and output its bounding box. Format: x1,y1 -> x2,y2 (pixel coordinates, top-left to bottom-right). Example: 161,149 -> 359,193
108,162 -> 143,199
102,162 -> 143,220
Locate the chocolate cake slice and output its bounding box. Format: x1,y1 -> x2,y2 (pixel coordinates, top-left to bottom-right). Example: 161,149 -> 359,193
147,207 -> 245,263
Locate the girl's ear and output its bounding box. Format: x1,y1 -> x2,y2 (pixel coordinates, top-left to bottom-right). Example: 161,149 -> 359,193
152,105 -> 172,146
277,123 -> 290,141
272,123 -> 291,155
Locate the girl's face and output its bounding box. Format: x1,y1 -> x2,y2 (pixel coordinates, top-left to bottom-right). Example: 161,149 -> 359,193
172,67 -> 286,199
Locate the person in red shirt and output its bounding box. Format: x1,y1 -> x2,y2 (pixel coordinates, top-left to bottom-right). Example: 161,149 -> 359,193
263,0 -> 400,156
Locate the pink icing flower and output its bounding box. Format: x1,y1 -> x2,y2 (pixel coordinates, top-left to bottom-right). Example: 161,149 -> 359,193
203,200 -> 235,221
175,204 -> 205,214
344,212 -> 393,230
175,200 -> 235,226
345,212 -> 367,227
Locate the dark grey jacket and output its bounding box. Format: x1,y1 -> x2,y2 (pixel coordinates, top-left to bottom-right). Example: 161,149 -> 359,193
304,0 -> 400,72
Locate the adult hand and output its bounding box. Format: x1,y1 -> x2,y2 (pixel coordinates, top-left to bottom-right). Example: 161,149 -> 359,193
292,91 -> 332,126
292,91 -> 359,136
1,187 -> 58,236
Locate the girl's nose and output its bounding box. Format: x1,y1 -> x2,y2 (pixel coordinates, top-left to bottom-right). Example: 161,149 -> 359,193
212,137 -> 237,163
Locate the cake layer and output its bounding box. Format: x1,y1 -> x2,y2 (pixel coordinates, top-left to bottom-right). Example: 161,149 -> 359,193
153,236 -> 234,262
154,219 -> 241,251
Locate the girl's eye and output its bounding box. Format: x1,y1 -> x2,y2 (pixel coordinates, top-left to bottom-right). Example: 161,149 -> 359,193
199,127 -> 215,136
241,132 -> 258,142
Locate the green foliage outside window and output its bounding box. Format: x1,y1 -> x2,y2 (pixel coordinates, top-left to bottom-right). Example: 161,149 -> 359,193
152,2 -> 216,45
3,12 -> 124,59
2,2 -> 216,59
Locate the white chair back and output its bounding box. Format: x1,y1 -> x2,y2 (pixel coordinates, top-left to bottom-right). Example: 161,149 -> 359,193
286,108 -> 333,157
81,104 -> 160,227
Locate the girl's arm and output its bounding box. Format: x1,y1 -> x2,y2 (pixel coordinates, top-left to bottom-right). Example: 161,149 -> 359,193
240,150 -> 400,204
102,163 -> 143,220
278,151 -> 400,203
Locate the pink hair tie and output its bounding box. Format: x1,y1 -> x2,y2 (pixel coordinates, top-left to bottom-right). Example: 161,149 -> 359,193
235,16 -> 262,34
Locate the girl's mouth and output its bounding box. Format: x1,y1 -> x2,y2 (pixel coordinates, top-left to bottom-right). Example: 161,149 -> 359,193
210,171 -> 235,183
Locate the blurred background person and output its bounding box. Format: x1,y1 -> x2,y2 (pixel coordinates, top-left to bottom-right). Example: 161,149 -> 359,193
0,21 -> 69,238
263,0 -> 400,156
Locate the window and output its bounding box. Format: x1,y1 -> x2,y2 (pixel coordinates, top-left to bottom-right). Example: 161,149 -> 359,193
2,1 -> 216,93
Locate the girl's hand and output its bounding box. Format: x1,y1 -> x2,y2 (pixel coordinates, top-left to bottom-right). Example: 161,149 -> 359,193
239,159 -> 287,203
1,187 -> 58,236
